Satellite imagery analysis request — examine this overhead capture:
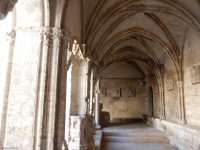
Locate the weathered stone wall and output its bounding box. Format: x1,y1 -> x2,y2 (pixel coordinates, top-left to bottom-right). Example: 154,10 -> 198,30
148,117 -> 200,150
163,54 -> 179,123
184,28 -> 200,126
100,79 -> 145,120
3,28 -> 41,150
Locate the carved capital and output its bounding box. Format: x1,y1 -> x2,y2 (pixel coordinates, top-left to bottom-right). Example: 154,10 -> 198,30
51,27 -> 64,46
40,27 -> 70,47
177,81 -> 184,87
40,27 -> 51,45
6,29 -> 16,45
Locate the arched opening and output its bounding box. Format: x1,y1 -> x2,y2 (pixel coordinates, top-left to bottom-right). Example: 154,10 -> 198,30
149,87 -> 154,117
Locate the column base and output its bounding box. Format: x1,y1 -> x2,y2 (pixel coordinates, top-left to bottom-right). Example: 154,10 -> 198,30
178,119 -> 187,124
68,143 -> 87,150
95,125 -> 101,130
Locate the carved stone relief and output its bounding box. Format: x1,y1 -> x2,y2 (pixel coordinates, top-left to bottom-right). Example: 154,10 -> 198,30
154,84 -> 159,94
112,88 -> 120,97
72,38 -> 84,60
100,87 -> 106,97
167,77 -> 174,90
126,87 -> 136,97
191,65 -> 200,84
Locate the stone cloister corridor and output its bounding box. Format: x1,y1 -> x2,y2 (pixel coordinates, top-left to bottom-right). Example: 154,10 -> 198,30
1,0 -> 200,150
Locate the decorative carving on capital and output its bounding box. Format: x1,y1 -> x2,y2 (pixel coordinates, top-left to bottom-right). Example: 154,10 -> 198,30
72,38 -> 84,60
51,27 -> 64,46
40,27 -> 51,45
177,81 -> 184,87
6,29 -> 16,45
40,27 -> 70,47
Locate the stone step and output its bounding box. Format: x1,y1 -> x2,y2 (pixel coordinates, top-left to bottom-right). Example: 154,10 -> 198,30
103,131 -> 166,137
102,136 -> 170,144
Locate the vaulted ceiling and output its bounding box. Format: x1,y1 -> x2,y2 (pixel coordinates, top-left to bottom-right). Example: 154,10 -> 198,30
82,0 -> 200,80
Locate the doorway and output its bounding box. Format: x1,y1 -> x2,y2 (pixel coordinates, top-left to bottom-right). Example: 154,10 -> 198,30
149,87 -> 154,117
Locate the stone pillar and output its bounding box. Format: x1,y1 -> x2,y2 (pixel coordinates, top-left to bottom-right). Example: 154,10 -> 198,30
69,116 -> 88,150
89,70 -> 94,116
0,28 -> 16,149
46,27 -> 67,150
86,116 -> 95,150
95,91 -> 100,126
159,87 -> 165,119
34,26 -> 51,150
177,81 -> 186,124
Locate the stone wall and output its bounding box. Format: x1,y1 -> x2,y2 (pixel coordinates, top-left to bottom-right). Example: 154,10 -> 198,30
163,54 -> 179,122
184,28 -> 200,126
100,79 -> 145,120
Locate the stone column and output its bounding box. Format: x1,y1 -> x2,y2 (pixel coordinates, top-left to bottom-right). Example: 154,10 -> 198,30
0,28 -> 16,149
69,116 -> 88,150
95,91 -> 100,127
86,116 -> 95,150
46,27 -> 65,150
34,26 -> 51,150
159,87 -> 165,119
89,70 -> 94,116
177,81 -> 186,124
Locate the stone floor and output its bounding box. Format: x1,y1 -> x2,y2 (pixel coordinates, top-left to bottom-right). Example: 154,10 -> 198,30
101,122 -> 178,150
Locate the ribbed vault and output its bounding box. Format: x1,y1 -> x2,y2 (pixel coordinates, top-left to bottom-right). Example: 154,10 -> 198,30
82,0 -> 200,85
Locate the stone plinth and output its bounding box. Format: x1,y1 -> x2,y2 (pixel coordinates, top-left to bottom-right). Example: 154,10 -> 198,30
69,116 -> 88,150
86,116 -> 95,150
